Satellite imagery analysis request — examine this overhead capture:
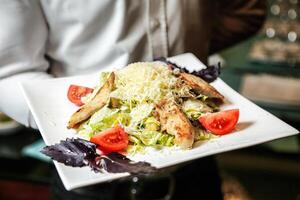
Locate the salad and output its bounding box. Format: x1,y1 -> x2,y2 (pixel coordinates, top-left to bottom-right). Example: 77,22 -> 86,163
66,61 -> 239,154
41,60 -> 239,174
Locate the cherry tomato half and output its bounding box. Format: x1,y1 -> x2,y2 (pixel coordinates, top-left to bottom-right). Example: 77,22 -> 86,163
67,85 -> 93,106
90,126 -> 128,152
199,109 -> 239,135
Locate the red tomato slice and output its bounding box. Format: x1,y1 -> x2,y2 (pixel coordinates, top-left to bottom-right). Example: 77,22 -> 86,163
199,109 -> 239,135
90,126 -> 128,152
67,85 -> 93,106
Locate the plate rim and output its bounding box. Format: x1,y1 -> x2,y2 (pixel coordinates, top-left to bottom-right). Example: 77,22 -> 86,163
20,53 -> 299,190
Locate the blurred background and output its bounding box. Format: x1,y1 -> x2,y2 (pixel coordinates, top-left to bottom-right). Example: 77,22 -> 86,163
0,0 -> 299,199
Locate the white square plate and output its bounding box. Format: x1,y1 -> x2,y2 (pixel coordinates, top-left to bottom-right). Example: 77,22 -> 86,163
21,53 -> 299,190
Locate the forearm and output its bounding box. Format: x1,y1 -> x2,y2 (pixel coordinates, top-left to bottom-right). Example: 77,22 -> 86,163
210,0 -> 267,54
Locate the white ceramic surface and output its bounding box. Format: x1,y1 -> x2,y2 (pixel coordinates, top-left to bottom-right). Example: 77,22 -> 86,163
21,53 -> 299,190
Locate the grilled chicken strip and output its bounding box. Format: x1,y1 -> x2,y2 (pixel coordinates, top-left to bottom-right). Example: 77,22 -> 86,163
155,100 -> 195,149
68,73 -> 115,129
180,73 -> 224,101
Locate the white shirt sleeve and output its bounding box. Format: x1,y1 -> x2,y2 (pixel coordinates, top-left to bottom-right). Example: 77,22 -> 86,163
0,1 -> 51,128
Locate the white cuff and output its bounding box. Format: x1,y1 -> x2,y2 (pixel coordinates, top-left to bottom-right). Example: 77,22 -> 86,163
0,72 -> 52,129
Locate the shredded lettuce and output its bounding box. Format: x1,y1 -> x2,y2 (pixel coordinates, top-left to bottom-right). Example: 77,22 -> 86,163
157,134 -> 174,146
129,103 -> 154,126
136,130 -> 162,146
182,99 -> 212,120
126,144 -> 145,154
77,127 -> 94,140
128,129 -> 174,147
88,106 -> 130,132
194,128 -> 219,141
126,131 -> 174,154
128,135 -> 141,144
76,121 -> 94,140
196,94 -> 220,111
144,117 -> 160,131
184,109 -> 203,121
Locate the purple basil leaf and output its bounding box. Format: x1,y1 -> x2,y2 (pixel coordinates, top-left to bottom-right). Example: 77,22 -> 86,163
155,57 -> 221,83
97,152 -> 157,174
192,62 -> 221,83
41,138 -> 156,175
41,138 -> 97,168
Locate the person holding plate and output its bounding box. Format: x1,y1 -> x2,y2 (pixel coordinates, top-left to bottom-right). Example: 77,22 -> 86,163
0,0 -> 266,199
